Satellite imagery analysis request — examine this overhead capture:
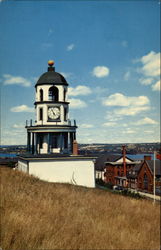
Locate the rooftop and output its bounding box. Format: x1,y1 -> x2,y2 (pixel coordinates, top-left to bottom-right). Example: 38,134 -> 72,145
18,153 -> 97,161
35,61 -> 68,87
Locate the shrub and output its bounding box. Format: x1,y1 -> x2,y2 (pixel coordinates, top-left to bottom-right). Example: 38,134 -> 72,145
95,178 -> 105,186
104,182 -> 113,189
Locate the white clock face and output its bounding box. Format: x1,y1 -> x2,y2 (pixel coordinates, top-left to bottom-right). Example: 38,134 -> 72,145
48,107 -> 60,119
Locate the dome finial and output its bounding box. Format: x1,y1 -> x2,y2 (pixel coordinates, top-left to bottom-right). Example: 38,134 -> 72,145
48,60 -> 55,72
48,60 -> 54,66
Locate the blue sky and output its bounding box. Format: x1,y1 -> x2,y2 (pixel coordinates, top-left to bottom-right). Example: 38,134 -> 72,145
0,0 -> 160,145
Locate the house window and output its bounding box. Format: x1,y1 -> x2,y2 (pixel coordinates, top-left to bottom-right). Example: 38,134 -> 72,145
49,86 -> 58,101
39,108 -> 43,120
143,174 -> 148,190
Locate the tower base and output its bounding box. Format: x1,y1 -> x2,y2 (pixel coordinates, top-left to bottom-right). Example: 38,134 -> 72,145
17,154 -> 97,188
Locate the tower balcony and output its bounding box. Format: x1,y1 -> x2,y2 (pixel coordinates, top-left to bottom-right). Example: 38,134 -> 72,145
25,119 -> 77,128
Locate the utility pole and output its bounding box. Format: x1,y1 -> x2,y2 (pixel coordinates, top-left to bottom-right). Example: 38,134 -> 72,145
153,151 -> 156,204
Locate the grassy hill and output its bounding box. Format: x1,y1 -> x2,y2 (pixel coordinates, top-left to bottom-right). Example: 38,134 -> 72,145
0,167 -> 160,250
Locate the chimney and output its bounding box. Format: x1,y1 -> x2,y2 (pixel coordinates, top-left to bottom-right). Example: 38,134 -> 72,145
144,155 -> 152,161
122,145 -> 126,176
73,140 -> 78,155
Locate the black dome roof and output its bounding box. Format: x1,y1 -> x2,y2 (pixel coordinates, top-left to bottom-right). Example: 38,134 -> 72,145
35,70 -> 68,87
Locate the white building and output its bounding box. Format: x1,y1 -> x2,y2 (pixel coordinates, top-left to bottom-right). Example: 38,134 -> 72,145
18,61 -> 96,188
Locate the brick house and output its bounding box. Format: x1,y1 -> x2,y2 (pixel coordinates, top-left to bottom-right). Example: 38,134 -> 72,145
128,157 -> 161,193
103,145 -> 141,188
95,153 -> 122,181
104,156 -> 140,187
127,164 -> 141,190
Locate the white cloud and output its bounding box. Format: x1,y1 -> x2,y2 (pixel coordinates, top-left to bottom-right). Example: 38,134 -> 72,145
105,113 -> 122,122
3,74 -> 31,87
136,51 -> 160,92
124,71 -> 130,81
139,51 -> 160,77
68,85 -> 92,96
80,124 -> 94,128
113,106 -> 150,116
105,103 -> 150,120
144,130 -> 154,133
10,105 -> 34,112
135,117 -> 158,125
139,78 -> 153,86
152,80 -> 160,91
103,93 -> 149,107
69,98 -> 87,109
1,128 -> 26,145
92,66 -> 110,78
103,93 -> 150,122
123,128 -> 136,134
102,122 -> 117,127
67,44 -> 75,51
13,123 -> 25,128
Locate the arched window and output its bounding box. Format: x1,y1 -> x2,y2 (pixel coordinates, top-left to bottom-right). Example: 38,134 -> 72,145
48,86 -> 58,101
40,89 -> 43,101
39,108 -> 43,121
143,173 -> 148,190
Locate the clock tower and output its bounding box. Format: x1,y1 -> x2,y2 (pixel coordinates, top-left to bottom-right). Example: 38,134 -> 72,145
26,60 -> 77,154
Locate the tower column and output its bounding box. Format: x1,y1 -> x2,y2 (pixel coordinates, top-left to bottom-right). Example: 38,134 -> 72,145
32,132 -> 35,154
68,132 -> 70,151
35,133 -> 38,154
37,133 -> 40,154
60,133 -> 63,152
70,132 -> 74,153
27,132 -> 31,153
47,133 -> 50,153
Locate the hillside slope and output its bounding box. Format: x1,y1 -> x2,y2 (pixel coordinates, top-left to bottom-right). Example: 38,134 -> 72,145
0,167 -> 160,250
